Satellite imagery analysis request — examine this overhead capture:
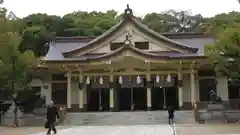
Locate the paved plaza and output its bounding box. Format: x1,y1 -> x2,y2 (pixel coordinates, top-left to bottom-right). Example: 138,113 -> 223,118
28,125 -> 174,135
1,124 -> 240,135
176,124 -> 240,135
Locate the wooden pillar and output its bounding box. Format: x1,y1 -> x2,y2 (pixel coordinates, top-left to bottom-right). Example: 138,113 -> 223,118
79,71 -> 84,111
178,62 -> 183,108
190,69 -> 196,103
146,73 -> 152,110
67,72 -> 72,109
145,60 -> 151,110
109,75 -> 114,111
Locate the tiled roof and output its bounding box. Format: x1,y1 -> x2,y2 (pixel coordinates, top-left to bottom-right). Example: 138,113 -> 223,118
54,42 -> 86,53
43,44 -> 65,61
174,37 -> 215,55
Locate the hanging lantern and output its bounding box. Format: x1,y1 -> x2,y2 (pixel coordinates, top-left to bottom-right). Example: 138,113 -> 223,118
119,76 -> 123,84
166,74 -> 171,82
86,76 -> 90,84
99,76 -> 104,84
136,75 -> 141,84
156,74 -> 160,83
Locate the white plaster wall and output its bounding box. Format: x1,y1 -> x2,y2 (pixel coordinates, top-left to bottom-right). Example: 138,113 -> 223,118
216,76 -> 229,101
44,83 -> 52,104
182,73 -> 199,102
71,82 -> 79,105
43,76 -> 52,105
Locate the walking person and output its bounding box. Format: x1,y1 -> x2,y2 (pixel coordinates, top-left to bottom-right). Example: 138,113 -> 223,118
167,105 -> 175,124
45,101 -> 59,135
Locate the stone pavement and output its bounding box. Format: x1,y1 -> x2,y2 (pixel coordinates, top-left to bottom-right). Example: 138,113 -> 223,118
1,124 -> 240,135
176,124 -> 240,135
0,126 -> 66,135
28,125 -> 173,135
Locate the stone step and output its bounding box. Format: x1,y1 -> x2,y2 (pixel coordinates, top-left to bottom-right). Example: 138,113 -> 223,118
63,111 -> 196,126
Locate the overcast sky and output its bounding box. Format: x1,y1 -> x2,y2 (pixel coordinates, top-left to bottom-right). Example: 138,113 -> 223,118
2,0 -> 240,18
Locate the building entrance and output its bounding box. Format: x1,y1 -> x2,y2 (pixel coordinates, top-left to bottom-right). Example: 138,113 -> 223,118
165,87 -> 179,109
151,86 -> 178,110
87,88 -> 110,112
151,87 -> 164,110
133,88 -> 147,110
117,88 -> 131,111
117,87 -> 147,111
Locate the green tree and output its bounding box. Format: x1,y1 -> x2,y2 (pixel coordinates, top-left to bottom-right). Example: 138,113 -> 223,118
62,10 -> 118,36
200,12 -> 240,36
0,10 -> 37,127
205,23 -> 240,81
19,26 -> 53,57
143,10 -> 203,33
19,14 -> 60,57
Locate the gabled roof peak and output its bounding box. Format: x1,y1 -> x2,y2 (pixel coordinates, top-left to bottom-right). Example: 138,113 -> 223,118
62,5 -> 199,57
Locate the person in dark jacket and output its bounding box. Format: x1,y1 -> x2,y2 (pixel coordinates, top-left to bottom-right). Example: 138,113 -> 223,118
167,105 -> 175,124
46,101 -> 59,135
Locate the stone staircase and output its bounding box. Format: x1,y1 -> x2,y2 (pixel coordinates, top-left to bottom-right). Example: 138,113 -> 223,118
62,111 -> 196,126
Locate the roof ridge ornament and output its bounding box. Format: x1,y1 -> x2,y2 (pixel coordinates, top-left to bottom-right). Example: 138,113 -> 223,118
124,31 -> 132,46
124,4 -> 133,16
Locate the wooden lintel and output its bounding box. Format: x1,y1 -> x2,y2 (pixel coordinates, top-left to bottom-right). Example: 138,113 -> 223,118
70,70 -> 196,76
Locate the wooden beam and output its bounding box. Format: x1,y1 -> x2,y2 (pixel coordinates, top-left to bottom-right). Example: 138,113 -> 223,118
75,70 -> 196,76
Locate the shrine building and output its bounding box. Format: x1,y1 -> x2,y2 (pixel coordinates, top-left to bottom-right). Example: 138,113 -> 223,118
32,5 -> 231,112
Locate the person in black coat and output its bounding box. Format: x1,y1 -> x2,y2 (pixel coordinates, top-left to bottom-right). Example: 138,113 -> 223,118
46,101 -> 59,135
167,105 -> 175,124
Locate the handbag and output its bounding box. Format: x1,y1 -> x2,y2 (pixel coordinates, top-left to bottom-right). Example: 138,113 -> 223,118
44,121 -> 49,128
